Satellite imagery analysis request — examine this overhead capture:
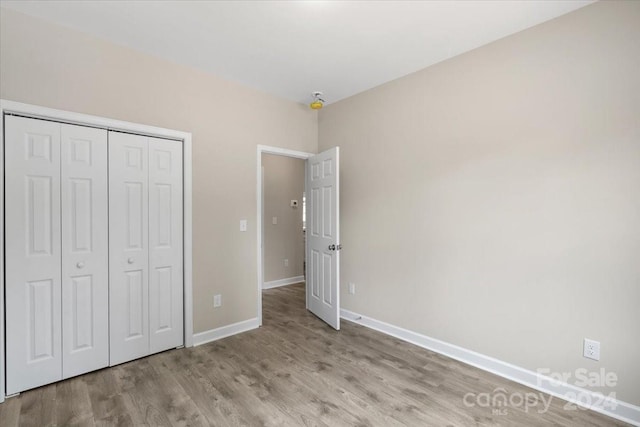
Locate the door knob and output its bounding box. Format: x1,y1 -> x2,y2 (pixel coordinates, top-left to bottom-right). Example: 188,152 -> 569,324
328,244 -> 336,251
76,262 -> 85,269
128,258 -> 134,264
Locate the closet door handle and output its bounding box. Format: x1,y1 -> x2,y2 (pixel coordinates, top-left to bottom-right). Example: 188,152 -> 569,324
128,258 -> 135,264
76,262 -> 85,269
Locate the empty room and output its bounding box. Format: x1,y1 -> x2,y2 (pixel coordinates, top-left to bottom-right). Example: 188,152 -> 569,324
0,1 -> 638,426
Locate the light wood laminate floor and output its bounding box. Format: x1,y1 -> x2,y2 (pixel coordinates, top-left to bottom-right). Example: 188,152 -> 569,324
0,283 -> 627,426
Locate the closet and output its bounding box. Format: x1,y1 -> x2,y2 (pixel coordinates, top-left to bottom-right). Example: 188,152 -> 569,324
4,115 -> 184,395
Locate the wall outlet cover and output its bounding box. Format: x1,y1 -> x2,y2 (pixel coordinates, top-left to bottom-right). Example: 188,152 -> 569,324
583,338 -> 600,361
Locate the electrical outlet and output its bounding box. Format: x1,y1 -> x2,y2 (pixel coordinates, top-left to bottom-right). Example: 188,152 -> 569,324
272,216 -> 278,225
284,259 -> 289,267
213,294 -> 222,308
348,283 -> 356,295
583,338 -> 600,361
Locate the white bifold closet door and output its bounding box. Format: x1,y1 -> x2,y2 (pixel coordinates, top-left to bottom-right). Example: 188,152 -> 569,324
148,137 -> 184,354
109,132 -> 183,366
4,116 -> 108,395
5,117 -> 62,394
108,132 -> 149,365
61,123 -> 109,378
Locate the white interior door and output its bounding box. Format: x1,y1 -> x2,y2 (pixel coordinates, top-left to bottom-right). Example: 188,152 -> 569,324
148,137 -> 184,353
306,147 -> 340,330
109,131 -> 150,365
61,123 -> 109,378
5,116 -> 63,394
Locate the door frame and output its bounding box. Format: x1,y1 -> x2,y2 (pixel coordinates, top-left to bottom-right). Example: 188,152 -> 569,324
0,99 -> 194,402
256,145 -> 314,325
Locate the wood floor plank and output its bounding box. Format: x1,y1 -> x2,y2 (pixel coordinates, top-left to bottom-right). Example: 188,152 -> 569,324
84,368 -> 132,425
0,283 -> 630,426
0,394 -> 22,427
55,377 -> 95,426
115,359 -> 178,426
15,388 -> 45,427
158,350 -> 247,427
146,352 -> 211,426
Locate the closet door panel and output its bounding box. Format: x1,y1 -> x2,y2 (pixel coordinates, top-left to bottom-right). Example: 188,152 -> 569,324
109,132 -> 150,365
61,124 -> 109,378
149,137 -> 184,353
5,116 -> 62,394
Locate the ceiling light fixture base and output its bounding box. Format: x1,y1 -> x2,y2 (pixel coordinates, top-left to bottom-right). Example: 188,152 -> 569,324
310,91 -> 325,110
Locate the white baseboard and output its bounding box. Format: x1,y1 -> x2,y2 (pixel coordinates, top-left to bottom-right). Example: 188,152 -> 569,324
263,275 -> 305,290
192,317 -> 259,347
340,309 -> 640,426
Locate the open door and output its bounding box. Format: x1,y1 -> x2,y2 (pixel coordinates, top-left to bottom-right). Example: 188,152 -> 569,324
306,147 -> 340,330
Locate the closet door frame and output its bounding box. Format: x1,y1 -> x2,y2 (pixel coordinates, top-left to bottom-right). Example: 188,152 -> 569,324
0,99 -> 194,402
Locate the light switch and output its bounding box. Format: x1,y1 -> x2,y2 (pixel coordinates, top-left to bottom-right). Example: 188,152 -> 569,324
272,216 -> 278,225
240,219 -> 247,232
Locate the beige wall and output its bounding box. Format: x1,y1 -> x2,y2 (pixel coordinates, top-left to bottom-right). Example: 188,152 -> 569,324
0,8 -> 317,334
319,1 -> 640,405
262,154 -> 305,283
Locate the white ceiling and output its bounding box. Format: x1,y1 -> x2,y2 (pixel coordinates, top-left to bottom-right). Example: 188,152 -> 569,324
1,0 -> 593,105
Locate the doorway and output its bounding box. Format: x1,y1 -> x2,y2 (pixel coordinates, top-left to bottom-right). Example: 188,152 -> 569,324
262,153 -> 306,290
256,146 -> 313,326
